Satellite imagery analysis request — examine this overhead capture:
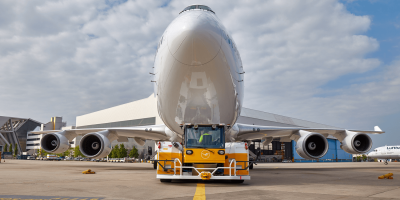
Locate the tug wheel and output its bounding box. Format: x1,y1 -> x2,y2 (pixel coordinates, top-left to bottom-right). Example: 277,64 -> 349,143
249,163 -> 254,170
232,180 -> 244,183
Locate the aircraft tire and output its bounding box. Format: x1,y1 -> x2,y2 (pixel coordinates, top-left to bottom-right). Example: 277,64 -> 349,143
249,163 -> 253,170
160,179 -> 172,182
154,162 -> 157,169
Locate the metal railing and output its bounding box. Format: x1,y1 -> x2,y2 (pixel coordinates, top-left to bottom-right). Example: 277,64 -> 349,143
151,158 -> 242,177
172,158 -> 242,177
151,154 -> 255,178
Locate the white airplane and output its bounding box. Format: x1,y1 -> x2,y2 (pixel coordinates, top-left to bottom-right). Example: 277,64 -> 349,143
368,146 -> 400,165
34,5 -> 384,182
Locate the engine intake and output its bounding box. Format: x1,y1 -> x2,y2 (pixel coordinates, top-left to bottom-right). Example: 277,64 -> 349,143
339,131 -> 372,154
41,132 -> 70,153
80,130 -> 116,158
293,131 -> 329,160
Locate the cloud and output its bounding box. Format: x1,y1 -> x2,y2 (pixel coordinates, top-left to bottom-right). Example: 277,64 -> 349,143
0,0 -> 173,124
225,0 -> 399,131
0,0 -> 398,140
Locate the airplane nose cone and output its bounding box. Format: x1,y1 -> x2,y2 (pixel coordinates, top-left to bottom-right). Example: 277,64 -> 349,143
167,13 -> 222,66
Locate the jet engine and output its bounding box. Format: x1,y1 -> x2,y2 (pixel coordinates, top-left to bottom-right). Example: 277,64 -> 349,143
41,131 -> 70,153
292,131 -> 329,160
79,130 -> 117,158
337,131 -> 372,154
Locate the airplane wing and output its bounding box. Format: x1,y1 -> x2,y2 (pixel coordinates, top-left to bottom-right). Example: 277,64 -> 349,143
233,123 -> 384,141
31,124 -> 170,141
229,123 -> 384,157
32,124 -> 179,158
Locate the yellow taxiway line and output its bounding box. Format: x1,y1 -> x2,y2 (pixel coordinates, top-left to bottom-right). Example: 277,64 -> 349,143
193,183 -> 206,200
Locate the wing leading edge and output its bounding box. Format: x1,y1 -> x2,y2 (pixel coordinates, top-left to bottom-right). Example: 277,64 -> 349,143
233,123 -> 384,141
31,124 -> 171,141
228,123 -> 384,156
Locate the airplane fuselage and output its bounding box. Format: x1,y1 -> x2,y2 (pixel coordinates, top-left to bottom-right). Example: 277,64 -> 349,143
368,146 -> 400,159
153,9 -> 244,135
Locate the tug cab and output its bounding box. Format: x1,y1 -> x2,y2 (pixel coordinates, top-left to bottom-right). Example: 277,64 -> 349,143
153,124 -> 250,182
184,125 -> 225,164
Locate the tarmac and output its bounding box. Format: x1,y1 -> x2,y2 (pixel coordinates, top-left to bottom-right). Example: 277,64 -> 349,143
1,160 -> 400,200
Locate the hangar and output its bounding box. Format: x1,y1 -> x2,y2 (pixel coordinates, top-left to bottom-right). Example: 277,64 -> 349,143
76,94 -> 352,162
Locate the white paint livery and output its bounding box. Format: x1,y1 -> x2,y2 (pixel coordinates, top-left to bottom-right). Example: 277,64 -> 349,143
154,8 -> 244,135
33,5 -> 384,160
368,146 -> 400,164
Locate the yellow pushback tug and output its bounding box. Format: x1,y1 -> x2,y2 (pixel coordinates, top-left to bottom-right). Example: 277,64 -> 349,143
152,125 -> 250,183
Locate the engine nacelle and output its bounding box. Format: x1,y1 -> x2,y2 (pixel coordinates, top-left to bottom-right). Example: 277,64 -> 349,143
41,131 -> 70,153
338,131 -> 372,154
79,130 -> 117,158
292,131 -> 329,160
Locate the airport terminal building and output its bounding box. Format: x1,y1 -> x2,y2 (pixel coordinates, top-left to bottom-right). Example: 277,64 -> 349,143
0,116 -> 42,153
76,94 -> 352,162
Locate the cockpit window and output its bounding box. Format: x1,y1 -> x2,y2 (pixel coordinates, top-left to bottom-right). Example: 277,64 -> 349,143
198,5 -> 213,12
179,5 -> 215,14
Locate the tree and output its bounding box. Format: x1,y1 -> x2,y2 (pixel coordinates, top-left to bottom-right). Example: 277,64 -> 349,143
56,148 -> 70,157
14,143 -> 18,156
74,145 -> 80,157
74,145 -> 85,158
38,148 -> 48,157
129,146 -> 139,158
119,144 -> 127,158
4,144 -> 8,152
111,144 -> 119,158
362,154 -> 368,162
66,148 -> 72,157
9,144 -> 12,153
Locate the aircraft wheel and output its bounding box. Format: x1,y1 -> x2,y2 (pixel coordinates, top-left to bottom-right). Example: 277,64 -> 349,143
249,163 -> 253,170
160,179 -> 172,182
384,162 -> 388,165
153,162 -> 157,169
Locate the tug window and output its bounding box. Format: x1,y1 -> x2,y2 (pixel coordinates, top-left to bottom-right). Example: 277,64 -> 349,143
185,126 -> 224,148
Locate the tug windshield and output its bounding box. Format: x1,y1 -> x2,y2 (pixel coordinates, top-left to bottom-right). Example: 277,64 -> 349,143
185,126 -> 224,148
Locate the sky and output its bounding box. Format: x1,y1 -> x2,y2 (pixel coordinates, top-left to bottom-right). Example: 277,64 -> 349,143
0,0 -> 399,150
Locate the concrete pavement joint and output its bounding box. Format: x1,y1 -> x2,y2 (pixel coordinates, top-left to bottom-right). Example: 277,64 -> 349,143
367,186 -> 400,198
